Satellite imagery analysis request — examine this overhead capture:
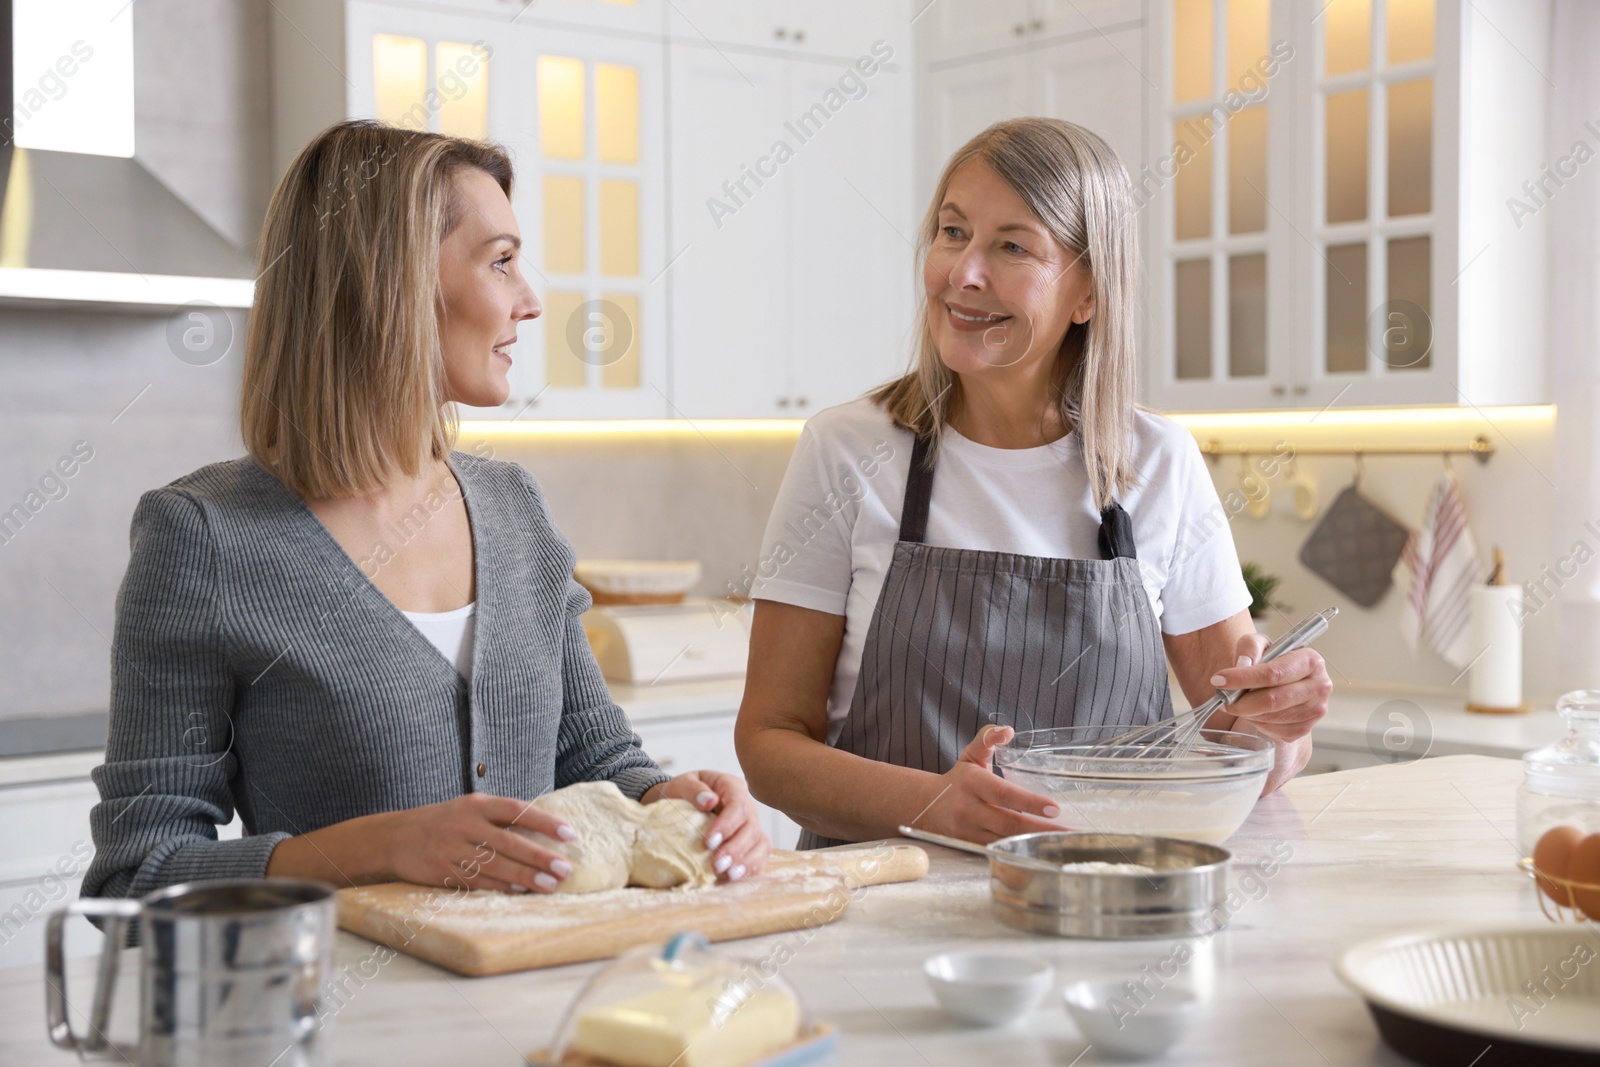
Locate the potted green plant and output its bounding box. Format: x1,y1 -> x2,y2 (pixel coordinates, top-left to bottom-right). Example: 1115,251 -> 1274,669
1241,561 -> 1283,634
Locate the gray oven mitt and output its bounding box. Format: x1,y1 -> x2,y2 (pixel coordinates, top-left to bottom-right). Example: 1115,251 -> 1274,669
1297,484 -> 1411,608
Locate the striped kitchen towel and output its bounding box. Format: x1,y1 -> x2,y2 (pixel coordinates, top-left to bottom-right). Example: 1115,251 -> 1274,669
1399,470 -> 1485,668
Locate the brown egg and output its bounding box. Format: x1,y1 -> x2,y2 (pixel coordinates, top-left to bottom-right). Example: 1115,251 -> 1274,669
1567,833 -> 1600,921
1532,825 -> 1586,906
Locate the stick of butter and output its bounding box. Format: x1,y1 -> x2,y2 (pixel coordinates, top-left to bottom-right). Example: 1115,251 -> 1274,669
571,981 -> 801,1067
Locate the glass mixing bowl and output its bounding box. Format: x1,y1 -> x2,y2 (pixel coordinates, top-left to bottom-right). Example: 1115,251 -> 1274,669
993,726 -> 1274,845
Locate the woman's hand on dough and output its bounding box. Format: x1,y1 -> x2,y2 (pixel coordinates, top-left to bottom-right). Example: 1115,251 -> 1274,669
646,771 -> 772,882
380,792 -> 583,894
914,725 -> 1064,844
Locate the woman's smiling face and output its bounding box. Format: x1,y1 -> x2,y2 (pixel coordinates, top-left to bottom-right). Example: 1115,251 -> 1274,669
922,159 -> 1094,379
437,167 -> 541,409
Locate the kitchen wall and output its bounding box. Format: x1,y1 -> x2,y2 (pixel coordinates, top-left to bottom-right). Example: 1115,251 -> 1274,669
480,408 -> 1577,710
0,382 -> 1574,721
0,0 -> 1585,721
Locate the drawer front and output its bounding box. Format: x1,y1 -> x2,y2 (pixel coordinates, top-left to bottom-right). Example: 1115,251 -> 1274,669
0,873 -> 103,970
0,779 -> 99,884
632,714 -> 742,777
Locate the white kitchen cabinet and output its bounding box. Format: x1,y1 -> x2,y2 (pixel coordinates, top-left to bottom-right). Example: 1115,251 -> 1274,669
917,27 -> 1147,246
0,779 -> 98,969
917,16 -> 1148,202
664,1 -> 903,60
364,0 -> 665,36
0,772 -> 244,969
918,0 -> 1143,66
916,51 -> 1031,205
1141,0 -> 1549,411
784,61 -> 916,413
341,2 -> 672,420
667,42 -> 915,418
1031,30 -> 1147,189
664,47 -> 792,418
631,712 -> 803,851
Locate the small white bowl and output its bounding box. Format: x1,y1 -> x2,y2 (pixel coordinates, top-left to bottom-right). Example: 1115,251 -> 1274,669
1063,978 -> 1199,1060
923,952 -> 1054,1027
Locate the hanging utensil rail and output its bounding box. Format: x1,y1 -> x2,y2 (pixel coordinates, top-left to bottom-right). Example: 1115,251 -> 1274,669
1199,435 -> 1494,465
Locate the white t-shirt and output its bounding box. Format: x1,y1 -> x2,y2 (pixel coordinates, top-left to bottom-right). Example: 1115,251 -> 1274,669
402,602 -> 477,680
749,398 -> 1251,741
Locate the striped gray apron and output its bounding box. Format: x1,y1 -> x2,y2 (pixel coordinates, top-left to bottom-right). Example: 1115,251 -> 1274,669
798,434 -> 1173,849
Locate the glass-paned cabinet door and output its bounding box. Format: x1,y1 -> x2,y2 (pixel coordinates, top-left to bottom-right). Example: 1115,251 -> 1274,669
1311,0 -> 1447,404
1147,0 -> 1290,409
508,31 -> 666,418
346,6 -> 667,419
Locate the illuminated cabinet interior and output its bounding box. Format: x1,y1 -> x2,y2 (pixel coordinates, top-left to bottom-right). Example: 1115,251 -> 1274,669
350,2 -> 665,419
1143,0 -> 1550,411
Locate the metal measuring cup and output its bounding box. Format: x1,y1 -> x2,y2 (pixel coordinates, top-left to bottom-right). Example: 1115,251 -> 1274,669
46,878 -> 336,1065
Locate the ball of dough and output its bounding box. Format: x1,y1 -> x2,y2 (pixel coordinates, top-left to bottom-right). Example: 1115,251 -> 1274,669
511,781 -> 720,894
514,780 -> 644,894
629,800 -> 715,889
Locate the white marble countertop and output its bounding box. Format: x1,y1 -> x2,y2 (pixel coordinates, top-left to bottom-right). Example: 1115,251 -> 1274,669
1309,689 -> 1563,760
4,755 -> 1556,1066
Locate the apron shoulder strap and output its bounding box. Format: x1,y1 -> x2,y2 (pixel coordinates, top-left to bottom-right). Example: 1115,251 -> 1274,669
1098,501 -> 1138,560
899,434 -> 935,543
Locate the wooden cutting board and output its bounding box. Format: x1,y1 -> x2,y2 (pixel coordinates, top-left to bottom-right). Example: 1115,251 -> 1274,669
336,844 -> 928,977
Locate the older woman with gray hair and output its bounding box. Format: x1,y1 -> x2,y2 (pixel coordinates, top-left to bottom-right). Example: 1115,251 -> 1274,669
736,118 -> 1332,849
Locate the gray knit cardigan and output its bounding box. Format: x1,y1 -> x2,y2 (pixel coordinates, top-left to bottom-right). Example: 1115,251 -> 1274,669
82,450 -> 669,901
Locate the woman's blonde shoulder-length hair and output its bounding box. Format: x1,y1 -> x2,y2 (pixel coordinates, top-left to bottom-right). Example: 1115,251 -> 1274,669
241,119 -> 513,499
870,117 -> 1140,513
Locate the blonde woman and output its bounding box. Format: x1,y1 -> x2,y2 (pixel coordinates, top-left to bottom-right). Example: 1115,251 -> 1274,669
84,121 -> 769,906
736,119 -> 1332,849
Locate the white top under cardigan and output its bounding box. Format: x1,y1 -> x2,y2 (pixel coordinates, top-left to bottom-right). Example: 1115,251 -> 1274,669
402,603 -> 476,679
750,398 -> 1253,741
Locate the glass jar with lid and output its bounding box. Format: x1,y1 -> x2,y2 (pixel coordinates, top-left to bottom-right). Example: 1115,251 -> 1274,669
1516,689 -> 1600,855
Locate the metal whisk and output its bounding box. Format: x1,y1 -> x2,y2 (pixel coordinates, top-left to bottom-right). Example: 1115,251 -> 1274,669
1086,607 -> 1339,761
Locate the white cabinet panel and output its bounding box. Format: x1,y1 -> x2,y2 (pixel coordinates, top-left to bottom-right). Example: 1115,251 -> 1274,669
1034,0 -> 1143,34
918,53 -> 1030,204
1032,28 -> 1145,180
0,779 -> 98,883
0,779 -> 99,970
786,63 -> 916,412
666,46 -> 791,418
920,0 -> 1143,65
0,874 -> 100,971
919,0 -> 1034,64
665,1 -> 903,59
923,31 -> 1143,191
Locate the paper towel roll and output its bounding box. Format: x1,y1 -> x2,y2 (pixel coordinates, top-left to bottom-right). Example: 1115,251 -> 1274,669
1467,585 -> 1524,712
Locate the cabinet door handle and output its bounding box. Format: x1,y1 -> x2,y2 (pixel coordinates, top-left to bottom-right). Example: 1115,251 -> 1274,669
777,397 -> 791,408
796,397 -> 808,409
1271,384 -> 1287,396
1292,385 -> 1308,396
1014,23 -> 1027,35
1031,18 -> 1044,30
658,757 -> 677,769
774,27 -> 787,40
794,29 -> 805,43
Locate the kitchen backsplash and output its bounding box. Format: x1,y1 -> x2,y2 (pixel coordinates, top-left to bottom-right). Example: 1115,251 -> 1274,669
0,302 -> 1579,718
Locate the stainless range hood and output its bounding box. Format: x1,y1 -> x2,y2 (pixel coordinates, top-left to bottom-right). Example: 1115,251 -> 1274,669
0,0 -> 256,310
